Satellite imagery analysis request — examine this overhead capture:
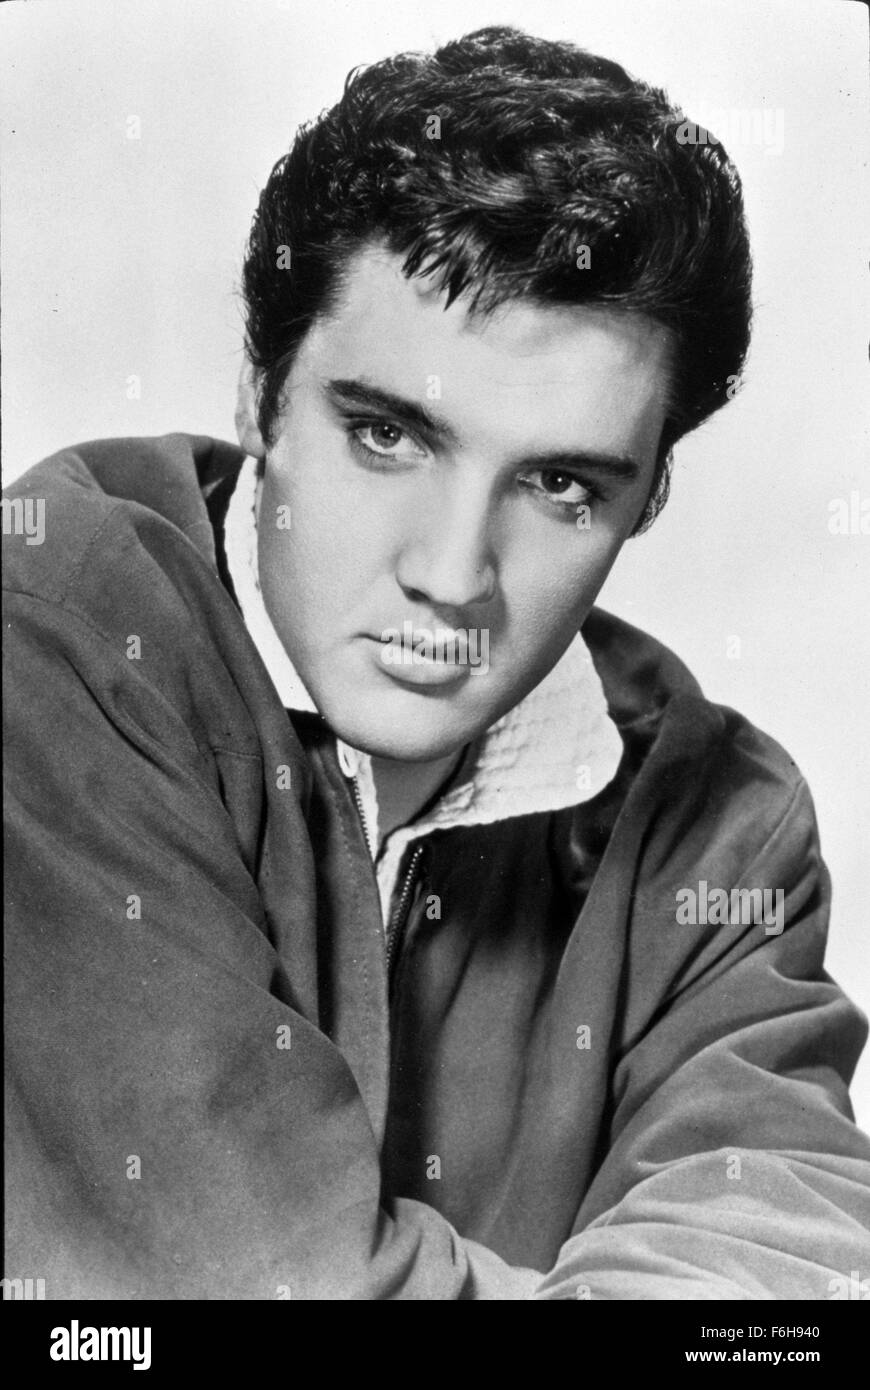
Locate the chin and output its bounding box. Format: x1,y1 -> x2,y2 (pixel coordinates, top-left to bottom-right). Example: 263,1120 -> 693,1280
319,690 -> 486,764
337,719 -> 473,764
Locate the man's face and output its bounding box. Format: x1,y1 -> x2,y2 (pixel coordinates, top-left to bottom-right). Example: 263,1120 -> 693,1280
244,244 -> 671,761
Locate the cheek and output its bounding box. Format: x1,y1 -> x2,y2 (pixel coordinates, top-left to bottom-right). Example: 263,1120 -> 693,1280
503,518 -> 624,640
266,431 -> 399,578
258,468 -> 321,634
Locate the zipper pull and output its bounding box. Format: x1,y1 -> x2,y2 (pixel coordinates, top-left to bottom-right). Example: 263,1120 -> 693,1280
336,740 -> 362,779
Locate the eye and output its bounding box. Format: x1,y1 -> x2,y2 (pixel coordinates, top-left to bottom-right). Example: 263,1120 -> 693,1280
350,420 -> 428,462
518,467 -> 599,513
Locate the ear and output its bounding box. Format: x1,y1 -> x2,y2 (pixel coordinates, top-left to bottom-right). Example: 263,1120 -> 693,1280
234,357 -> 267,459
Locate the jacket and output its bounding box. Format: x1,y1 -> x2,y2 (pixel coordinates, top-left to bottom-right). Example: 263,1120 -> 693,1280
4,432 -> 870,1299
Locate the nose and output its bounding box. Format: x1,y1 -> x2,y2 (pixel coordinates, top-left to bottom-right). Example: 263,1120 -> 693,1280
395,474 -> 497,612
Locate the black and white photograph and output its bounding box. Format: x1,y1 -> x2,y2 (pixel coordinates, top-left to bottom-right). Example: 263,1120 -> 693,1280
2,0 -> 869,1337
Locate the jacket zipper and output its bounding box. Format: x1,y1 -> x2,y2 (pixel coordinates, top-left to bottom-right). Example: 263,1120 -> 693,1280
385,844 -> 424,985
348,771 -> 423,985
350,775 -> 375,858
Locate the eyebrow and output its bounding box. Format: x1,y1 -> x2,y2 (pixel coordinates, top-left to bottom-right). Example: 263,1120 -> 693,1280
325,376 -> 642,481
326,377 -> 459,443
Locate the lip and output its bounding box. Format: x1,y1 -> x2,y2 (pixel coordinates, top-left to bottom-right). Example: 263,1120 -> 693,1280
364,635 -> 471,689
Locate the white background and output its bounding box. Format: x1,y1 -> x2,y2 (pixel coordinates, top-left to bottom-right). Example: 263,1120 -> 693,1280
2,0 -> 868,1126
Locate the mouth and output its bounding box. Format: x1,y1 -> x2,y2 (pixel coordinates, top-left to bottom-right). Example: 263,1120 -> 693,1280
364,632 -> 473,689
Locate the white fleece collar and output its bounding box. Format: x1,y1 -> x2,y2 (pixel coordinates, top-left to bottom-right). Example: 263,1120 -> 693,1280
224,457 -> 623,922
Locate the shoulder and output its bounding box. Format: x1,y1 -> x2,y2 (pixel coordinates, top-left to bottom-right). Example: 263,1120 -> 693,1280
582,606 -> 814,867
2,433 -> 264,756
2,433 -> 244,608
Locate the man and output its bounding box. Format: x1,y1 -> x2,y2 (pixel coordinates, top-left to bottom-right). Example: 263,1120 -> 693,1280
4,25 -> 869,1299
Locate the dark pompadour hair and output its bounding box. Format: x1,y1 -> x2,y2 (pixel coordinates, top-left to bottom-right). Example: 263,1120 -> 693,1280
241,25 -> 752,532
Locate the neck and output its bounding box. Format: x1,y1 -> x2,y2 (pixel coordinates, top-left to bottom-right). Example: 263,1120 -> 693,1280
370,747 -> 465,845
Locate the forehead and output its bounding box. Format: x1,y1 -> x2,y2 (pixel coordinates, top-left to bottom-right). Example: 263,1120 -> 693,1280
298,244 -> 673,460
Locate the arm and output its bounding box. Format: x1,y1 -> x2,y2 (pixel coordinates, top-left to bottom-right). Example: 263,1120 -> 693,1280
3,592 -> 538,1299
533,778 -> 870,1300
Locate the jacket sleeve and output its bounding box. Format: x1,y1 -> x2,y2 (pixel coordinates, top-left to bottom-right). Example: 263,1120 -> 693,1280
532,773 -> 870,1300
3,591 -> 539,1300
